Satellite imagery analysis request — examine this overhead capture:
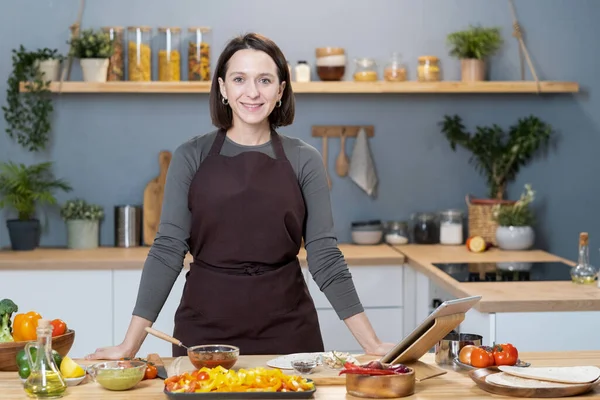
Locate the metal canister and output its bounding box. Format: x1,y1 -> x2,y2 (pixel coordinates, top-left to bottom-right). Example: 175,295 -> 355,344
435,332 -> 482,366
114,205 -> 142,247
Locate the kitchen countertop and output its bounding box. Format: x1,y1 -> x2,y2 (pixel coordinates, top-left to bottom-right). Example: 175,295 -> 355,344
1,352 -> 599,399
0,244 -> 406,270
394,244 -> 600,313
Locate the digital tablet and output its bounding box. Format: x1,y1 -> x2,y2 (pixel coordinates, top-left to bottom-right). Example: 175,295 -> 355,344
380,295 -> 482,364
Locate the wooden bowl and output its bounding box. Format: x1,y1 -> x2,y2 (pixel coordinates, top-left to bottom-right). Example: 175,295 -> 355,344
346,368 -> 416,398
0,329 -> 75,371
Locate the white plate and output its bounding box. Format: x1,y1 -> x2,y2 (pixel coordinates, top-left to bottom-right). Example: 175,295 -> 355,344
266,353 -> 323,370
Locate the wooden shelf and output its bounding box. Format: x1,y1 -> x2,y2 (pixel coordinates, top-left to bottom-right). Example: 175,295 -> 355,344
19,80 -> 579,94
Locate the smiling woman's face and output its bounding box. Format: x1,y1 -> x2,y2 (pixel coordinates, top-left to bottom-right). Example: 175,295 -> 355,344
218,49 -> 286,130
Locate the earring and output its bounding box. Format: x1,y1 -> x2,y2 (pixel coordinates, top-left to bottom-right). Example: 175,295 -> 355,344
276,100 -> 282,107
222,97 -> 229,105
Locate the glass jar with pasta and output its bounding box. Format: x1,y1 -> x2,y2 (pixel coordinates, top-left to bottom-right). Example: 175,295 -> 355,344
417,56 -> 441,82
158,27 -> 181,81
127,26 -> 152,81
101,26 -> 124,81
187,27 -> 211,81
353,58 -> 378,82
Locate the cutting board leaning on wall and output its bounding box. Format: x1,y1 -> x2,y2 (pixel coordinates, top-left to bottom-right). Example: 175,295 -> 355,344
143,150 -> 172,246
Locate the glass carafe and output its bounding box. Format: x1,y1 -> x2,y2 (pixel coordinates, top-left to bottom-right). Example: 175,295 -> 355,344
23,319 -> 66,398
570,232 -> 596,284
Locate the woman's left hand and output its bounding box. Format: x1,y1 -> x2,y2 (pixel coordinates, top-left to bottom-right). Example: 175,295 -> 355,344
365,341 -> 397,356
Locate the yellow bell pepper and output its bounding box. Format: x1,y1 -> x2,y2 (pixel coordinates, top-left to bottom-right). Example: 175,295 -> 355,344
13,311 -> 42,342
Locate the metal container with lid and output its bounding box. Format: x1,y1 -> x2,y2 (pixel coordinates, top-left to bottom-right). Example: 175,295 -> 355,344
114,205 -> 142,247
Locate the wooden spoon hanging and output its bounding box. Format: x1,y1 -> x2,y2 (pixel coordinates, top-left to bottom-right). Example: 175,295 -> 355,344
335,128 -> 350,177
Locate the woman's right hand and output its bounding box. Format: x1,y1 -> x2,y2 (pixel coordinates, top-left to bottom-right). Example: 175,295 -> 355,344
85,343 -> 135,361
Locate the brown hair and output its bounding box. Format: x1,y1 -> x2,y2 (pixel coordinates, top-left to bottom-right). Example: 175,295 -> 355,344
210,33 -> 295,130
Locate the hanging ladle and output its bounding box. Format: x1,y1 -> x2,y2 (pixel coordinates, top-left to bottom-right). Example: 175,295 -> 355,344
335,128 -> 350,177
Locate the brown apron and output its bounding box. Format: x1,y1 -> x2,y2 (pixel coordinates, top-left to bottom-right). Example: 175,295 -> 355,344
172,129 -> 324,356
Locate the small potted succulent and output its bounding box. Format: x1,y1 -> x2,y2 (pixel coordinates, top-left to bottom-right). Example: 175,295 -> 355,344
446,25 -> 503,82
0,161 -> 72,251
60,198 -> 104,249
492,184 -> 536,251
68,28 -> 114,82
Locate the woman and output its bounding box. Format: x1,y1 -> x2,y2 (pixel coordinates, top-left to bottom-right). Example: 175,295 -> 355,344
86,33 -> 396,359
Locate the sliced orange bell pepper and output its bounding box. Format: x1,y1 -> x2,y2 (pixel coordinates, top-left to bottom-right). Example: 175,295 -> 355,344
13,311 -> 42,342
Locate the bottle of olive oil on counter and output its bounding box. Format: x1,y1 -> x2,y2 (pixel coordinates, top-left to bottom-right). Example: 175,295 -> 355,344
570,232 -> 597,284
23,319 -> 67,398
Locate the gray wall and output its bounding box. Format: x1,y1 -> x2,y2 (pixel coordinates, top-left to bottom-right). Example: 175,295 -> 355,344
1,0 -> 598,266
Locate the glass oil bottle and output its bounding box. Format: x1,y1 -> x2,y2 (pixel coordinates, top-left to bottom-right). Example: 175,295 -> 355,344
23,319 -> 67,398
570,232 -> 597,284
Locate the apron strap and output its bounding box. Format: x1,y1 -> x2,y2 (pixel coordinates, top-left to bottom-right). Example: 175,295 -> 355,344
208,129 -> 227,156
271,132 -> 286,160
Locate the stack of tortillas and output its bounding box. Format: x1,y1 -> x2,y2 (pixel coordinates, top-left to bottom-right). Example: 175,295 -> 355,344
487,366 -> 600,388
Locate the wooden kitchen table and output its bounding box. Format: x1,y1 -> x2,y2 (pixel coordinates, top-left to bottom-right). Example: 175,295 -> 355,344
1,352 -> 599,399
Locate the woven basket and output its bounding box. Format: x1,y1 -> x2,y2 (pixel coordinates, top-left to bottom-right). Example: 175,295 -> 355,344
466,195 -> 516,245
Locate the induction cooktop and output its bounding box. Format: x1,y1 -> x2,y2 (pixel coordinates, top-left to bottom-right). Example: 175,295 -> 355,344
432,261 -> 575,282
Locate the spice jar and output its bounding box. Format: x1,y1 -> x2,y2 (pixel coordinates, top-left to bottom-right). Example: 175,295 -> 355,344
417,56 -> 441,82
411,212 -> 438,244
384,221 -> 409,245
439,209 -> 463,245
315,47 -> 346,81
188,27 -> 211,81
384,52 -> 407,82
158,27 -> 181,81
353,58 -> 378,82
127,26 -> 152,81
102,26 -> 124,81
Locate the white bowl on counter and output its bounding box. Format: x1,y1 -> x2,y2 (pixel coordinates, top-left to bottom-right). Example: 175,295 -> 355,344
351,220 -> 384,245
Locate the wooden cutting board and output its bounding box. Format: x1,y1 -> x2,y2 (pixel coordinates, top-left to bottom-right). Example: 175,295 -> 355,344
143,150 -> 172,246
167,354 -> 445,385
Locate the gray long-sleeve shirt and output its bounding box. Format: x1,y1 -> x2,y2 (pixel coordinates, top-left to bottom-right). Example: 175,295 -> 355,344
132,130 -> 364,322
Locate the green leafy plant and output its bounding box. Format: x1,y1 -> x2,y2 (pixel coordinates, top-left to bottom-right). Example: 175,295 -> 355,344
60,198 -> 104,221
440,115 -> 552,200
493,184 -> 535,226
2,46 -> 61,152
68,29 -> 114,59
0,161 -> 72,220
447,25 -> 503,60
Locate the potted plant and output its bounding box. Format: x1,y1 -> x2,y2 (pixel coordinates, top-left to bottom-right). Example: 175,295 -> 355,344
60,198 -> 104,249
68,28 -> 114,82
439,114 -> 552,244
2,46 -> 60,152
492,184 -> 536,250
446,25 -> 503,82
34,49 -> 65,82
0,161 -> 72,251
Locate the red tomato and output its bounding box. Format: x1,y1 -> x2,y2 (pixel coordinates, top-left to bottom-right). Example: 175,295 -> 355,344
50,319 -> 67,337
197,371 -> 209,381
144,364 -> 158,380
493,343 -> 519,366
471,347 -> 494,368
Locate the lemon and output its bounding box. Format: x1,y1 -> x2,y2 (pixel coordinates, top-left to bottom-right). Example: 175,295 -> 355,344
60,356 -> 85,378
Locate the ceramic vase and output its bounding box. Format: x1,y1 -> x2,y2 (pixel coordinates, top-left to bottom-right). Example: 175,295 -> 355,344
495,226 -> 535,250
66,220 -> 100,249
80,59 -> 109,82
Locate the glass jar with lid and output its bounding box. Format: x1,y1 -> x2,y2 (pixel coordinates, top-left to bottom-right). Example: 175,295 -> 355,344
411,212 -> 438,244
384,52 -> 407,82
158,27 -> 181,81
384,221 -> 409,245
188,27 -> 212,81
127,26 -> 152,81
417,56 -> 441,82
101,26 -> 124,81
439,209 -> 464,245
353,58 -> 378,82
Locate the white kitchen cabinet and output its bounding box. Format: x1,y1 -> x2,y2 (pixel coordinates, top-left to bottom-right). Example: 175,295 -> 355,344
113,270 -> 187,357
307,265 -> 404,309
316,308 -> 404,353
0,270 -> 112,359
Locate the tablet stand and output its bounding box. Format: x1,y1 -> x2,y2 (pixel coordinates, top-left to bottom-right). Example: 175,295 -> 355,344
391,312 -> 466,365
